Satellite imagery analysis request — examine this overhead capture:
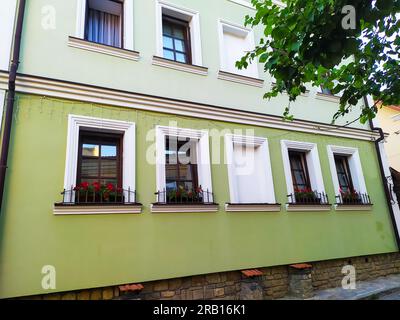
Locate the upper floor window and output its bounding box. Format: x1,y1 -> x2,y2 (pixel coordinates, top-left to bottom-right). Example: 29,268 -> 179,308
155,1 -> 203,66
162,16 -> 191,64
85,0 -> 123,48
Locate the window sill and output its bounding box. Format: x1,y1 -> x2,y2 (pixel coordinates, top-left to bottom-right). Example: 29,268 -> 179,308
218,70 -> 264,88
316,92 -> 340,103
152,56 -> 208,76
225,203 -> 281,212
335,204 -> 373,211
151,203 -> 219,213
286,203 -> 332,212
68,36 -> 140,61
53,203 -> 142,215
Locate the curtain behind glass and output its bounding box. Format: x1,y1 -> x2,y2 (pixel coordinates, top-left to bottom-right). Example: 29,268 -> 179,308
86,8 -> 121,48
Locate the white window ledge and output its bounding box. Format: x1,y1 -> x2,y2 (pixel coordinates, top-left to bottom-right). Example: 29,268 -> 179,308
335,204 -> 373,211
228,0 -> 285,9
225,203 -> 281,212
218,70 -> 264,88
68,36 -> 140,61
53,204 -> 142,215
151,204 -> 219,213
152,56 -> 208,76
316,92 -> 340,103
286,204 -> 332,212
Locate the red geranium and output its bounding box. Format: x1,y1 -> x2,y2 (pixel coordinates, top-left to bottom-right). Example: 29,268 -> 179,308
92,182 -> 101,192
106,183 -> 115,192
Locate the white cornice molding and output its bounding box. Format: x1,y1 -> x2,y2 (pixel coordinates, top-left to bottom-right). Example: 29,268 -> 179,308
218,70 -> 264,88
316,92 -> 340,103
152,56 -> 208,76
53,204 -> 142,215
225,203 -> 281,212
0,72 -> 380,141
68,36 -> 140,61
286,204 -> 332,212
151,204 -> 219,213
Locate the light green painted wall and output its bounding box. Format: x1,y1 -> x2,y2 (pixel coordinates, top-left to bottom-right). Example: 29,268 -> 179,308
0,94 -> 396,298
18,0 -> 368,129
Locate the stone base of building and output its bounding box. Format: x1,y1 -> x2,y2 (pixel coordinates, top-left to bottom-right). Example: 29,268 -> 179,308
17,252 -> 400,300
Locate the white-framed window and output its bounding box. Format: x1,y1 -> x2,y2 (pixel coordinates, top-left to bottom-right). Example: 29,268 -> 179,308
75,0 -> 134,50
155,0 -> 203,66
63,115 -> 136,203
327,145 -> 369,204
218,20 -> 258,78
155,126 -> 212,203
0,0 -> 17,71
225,134 -> 275,204
281,140 -> 326,203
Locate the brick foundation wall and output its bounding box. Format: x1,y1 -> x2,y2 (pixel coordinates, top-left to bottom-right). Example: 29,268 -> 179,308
16,252 -> 400,300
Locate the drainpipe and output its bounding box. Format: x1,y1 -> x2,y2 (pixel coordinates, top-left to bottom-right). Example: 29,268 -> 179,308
364,96 -> 400,249
0,0 -> 26,215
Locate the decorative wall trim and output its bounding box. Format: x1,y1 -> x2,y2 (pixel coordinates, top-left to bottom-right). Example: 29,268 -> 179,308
227,0 -> 285,9
53,204 -> 142,215
152,56 -> 208,76
63,115 -> 136,205
286,204 -> 332,212
218,70 -> 264,88
334,204 -> 373,211
316,93 -> 340,103
68,37 -> 140,61
225,203 -> 281,212
0,72 -> 380,141
225,134 -> 276,204
151,204 -> 219,213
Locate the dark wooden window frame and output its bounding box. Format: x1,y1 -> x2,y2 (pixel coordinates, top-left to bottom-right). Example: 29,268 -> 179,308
334,154 -> 354,192
165,137 -> 198,191
288,150 -> 312,191
84,0 -> 125,49
76,129 -> 124,189
162,15 -> 192,64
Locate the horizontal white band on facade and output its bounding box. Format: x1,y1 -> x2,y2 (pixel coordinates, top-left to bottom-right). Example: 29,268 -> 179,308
286,204 -> 332,212
0,72 -> 380,141
152,56 -> 208,76
225,203 -> 281,212
68,36 -> 140,61
53,204 -> 142,215
151,204 -> 219,213
334,204 -> 373,211
316,92 -> 341,103
217,70 -> 264,88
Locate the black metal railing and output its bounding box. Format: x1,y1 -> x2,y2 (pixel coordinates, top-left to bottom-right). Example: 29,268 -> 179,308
60,186 -> 137,205
155,188 -> 215,204
335,193 -> 372,205
287,191 -> 329,205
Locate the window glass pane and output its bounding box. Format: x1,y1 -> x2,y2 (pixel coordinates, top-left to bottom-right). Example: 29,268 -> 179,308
101,145 -> 117,157
173,27 -> 185,39
166,164 -> 178,180
174,39 -> 185,52
81,159 -> 99,177
166,181 -> 177,191
163,49 -> 175,60
100,159 -> 117,177
182,181 -> 193,191
82,144 -> 99,157
179,164 -> 192,180
101,179 -> 118,186
163,36 -> 174,49
176,53 -> 187,63
163,23 -> 173,36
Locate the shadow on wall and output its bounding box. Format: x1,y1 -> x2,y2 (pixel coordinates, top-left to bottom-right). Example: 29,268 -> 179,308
390,167 -> 400,208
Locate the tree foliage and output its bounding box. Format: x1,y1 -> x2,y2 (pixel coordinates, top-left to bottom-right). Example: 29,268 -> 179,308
237,0 -> 400,123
